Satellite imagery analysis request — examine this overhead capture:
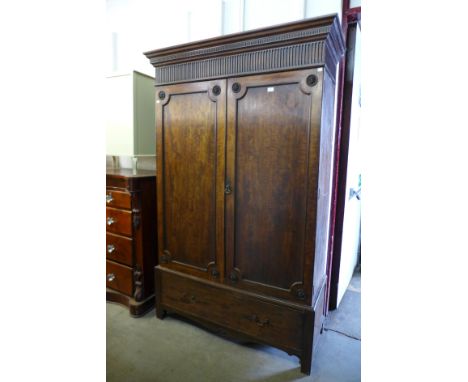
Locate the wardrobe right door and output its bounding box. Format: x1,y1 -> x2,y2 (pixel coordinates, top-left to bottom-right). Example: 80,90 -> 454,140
225,68 -> 325,305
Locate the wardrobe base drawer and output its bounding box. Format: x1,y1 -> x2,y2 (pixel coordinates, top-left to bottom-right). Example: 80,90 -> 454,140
106,260 -> 133,296
157,267 -> 307,353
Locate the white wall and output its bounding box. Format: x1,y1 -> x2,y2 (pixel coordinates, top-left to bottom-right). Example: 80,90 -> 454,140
305,0 -> 341,20
243,0 -> 305,30
106,0 -> 223,77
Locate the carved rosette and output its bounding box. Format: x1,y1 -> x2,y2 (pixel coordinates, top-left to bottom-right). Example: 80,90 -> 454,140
290,282 -> 307,300
206,262 -> 220,278
228,268 -> 241,283
160,250 -> 172,264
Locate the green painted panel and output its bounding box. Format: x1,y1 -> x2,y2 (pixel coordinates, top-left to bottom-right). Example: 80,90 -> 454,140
133,71 -> 156,155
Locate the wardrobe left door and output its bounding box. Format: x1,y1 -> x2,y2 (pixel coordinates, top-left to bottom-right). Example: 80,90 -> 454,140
155,80 -> 226,281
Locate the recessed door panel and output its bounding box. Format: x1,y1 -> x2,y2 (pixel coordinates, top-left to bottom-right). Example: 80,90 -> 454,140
226,69 -> 323,302
235,83 -> 309,289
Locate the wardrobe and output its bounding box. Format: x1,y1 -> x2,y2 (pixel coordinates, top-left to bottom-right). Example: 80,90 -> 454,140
144,14 -> 344,374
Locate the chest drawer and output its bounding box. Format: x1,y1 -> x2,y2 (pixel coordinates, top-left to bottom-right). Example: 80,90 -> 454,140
107,260 -> 133,296
106,233 -> 133,266
106,189 -> 132,210
158,269 -> 305,352
106,175 -> 129,189
106,207 -> 132,236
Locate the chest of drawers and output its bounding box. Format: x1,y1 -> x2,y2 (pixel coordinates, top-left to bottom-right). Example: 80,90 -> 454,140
106,169 -> 157,316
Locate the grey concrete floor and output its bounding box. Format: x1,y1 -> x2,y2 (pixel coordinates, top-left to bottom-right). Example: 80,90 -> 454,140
107,272 -> 360,382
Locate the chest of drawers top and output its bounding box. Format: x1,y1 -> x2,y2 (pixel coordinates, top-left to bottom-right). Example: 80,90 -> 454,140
106,168 -> 157,190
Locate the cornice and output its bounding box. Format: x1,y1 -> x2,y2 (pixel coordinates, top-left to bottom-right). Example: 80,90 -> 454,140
144,14 -> 344,85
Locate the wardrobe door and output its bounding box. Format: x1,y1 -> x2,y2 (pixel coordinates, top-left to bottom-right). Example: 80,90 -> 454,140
155,80 -> 226,280
225,69 -> 324,304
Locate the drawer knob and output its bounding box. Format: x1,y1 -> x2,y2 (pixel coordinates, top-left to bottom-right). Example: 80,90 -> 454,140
106,193 -> 113,203
107,244 -> 115,253
107,217 -> 115,226
180,293 -> 197,304
107,273 -> 115,282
